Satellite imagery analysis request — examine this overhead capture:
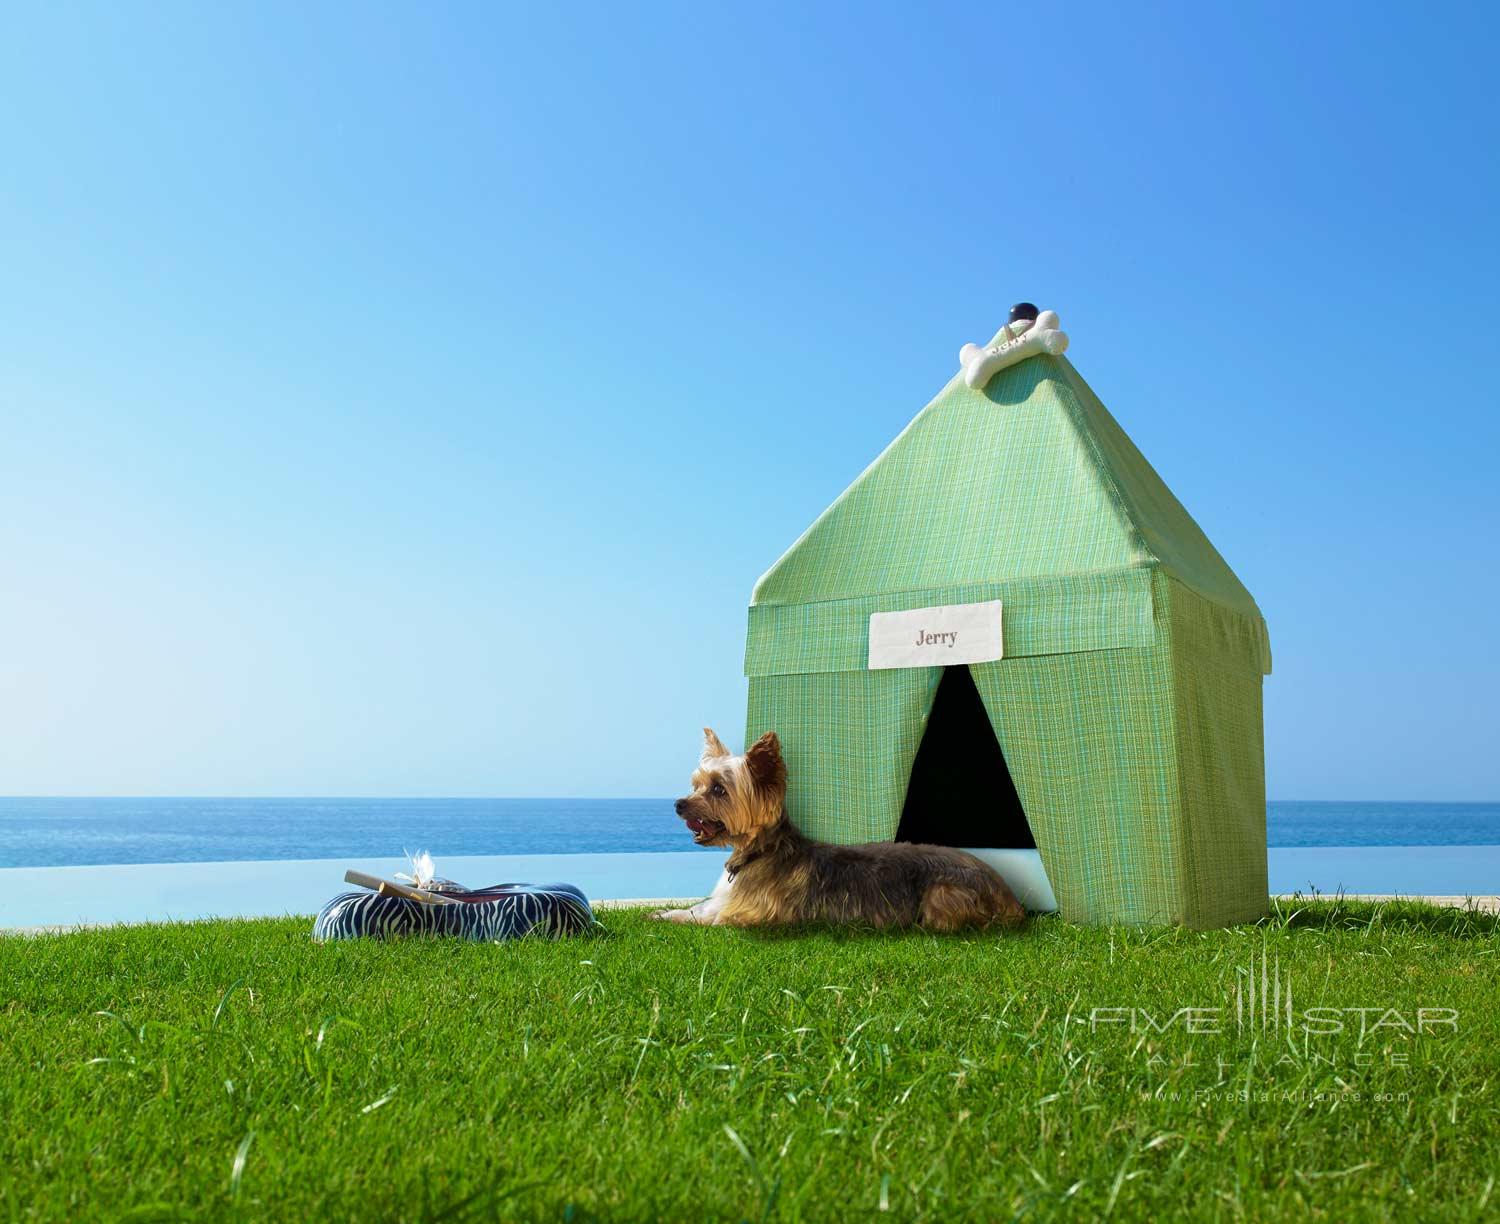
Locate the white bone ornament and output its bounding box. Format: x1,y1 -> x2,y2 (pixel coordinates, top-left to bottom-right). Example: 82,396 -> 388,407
959,309 -> 1069,389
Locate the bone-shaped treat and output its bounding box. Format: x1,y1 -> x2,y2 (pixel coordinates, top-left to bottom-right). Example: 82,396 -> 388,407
959,309 -> 1068,389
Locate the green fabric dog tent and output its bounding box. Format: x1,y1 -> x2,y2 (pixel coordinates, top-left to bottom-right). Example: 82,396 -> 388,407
743,348 -> 1271,927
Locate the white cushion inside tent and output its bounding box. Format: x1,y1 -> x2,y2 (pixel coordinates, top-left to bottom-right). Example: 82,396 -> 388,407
966,848 -> 1058,912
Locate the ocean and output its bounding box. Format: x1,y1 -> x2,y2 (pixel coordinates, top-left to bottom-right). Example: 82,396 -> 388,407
1,798 -> 1497,869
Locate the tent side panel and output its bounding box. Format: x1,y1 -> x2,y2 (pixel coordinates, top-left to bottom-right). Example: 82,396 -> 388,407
746,668 -> 941,844
1055,359 -> 1264,624
1163,576 -> 1270,927
970,642 -> 1186,925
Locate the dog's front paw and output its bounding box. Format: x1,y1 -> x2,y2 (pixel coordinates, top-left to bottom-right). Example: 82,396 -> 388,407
651,907 -> 692,922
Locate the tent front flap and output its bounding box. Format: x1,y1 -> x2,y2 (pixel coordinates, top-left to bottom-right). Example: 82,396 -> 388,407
745,567 -> 1157,678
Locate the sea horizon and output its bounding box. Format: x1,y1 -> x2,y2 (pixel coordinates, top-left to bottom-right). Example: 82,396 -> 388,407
2,797 -> 1497,870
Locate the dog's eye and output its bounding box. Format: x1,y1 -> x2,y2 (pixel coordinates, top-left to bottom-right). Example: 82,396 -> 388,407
710,782 -> 726,797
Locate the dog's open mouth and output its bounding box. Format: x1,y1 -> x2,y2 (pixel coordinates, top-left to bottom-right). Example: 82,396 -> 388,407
682,815 -> 726,844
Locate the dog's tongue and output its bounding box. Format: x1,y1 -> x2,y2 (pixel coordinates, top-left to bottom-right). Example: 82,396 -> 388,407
684,816 -> 705,833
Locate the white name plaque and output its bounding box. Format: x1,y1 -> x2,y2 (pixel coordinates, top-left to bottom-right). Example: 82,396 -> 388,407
867,600 -> 1004,670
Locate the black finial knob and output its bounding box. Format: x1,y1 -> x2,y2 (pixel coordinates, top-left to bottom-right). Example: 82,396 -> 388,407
1008,302 -> 1040,325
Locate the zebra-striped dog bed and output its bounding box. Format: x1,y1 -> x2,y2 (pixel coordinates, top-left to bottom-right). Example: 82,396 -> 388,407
313,881 -> 596,942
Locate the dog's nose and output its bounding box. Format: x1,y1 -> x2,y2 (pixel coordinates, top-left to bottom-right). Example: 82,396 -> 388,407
674,798 -> 687,815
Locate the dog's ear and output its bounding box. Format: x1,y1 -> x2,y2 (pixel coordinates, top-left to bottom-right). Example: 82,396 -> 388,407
744,731 -> 786,793
701,727 -> 730,762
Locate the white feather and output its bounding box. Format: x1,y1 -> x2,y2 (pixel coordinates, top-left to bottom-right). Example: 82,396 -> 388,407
396,849 -> 437,889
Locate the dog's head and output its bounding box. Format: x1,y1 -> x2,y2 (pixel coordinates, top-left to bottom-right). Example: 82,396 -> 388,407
673,728 -> 787,847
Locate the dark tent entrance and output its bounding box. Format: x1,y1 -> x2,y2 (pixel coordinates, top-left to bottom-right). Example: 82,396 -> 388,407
895,665 -> 1037,850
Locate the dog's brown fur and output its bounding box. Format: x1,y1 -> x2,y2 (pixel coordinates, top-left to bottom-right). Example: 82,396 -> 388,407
659,729 -> 1024,930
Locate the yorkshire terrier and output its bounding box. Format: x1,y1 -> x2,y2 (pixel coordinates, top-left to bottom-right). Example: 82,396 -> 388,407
653,729 -> 1024,930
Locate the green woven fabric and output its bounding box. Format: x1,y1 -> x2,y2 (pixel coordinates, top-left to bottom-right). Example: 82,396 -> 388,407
753,355 -> 1264,627
1165,579 -> 1269,927
744,353 -> 1270,928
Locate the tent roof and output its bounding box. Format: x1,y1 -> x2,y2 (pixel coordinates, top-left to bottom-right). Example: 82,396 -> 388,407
752,353 -> 1262,622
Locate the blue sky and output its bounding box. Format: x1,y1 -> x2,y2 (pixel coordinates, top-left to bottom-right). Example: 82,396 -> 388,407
1,3 -> 1496,799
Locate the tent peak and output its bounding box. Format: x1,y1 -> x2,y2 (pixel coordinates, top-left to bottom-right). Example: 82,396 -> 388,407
750,351 -> 1265,626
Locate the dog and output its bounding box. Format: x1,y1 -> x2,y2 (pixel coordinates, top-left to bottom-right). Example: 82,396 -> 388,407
653,729 -> 1025,930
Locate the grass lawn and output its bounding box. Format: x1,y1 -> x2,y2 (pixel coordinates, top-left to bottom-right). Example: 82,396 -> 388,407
3,900 -> 1498,1222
